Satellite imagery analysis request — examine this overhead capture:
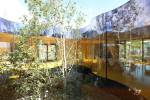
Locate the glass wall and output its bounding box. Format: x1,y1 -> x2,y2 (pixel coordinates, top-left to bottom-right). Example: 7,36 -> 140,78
39,44 -> 47,61
79,33 -> 150,98
0,42 -> 10,60
48,44 -> 56,61
39,44 -> 56,61
144,40 -> 150,63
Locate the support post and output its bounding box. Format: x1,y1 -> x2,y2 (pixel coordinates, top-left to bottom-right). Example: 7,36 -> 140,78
142,38 -> 144,63
142,38 -> 144,76
105,30 -> 108,79
124,41 -> 126,59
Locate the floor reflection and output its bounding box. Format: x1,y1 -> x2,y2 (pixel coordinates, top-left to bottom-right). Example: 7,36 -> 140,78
95,63 -> 150,99
123,65 -> 150,86
77,66 -> 146,100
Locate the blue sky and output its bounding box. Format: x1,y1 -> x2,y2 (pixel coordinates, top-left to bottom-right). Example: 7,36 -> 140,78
0,0 -> 129,27
75,0 -> 129,26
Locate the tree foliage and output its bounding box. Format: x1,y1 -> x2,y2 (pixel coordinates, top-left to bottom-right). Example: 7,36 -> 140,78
0,0 -> 85,99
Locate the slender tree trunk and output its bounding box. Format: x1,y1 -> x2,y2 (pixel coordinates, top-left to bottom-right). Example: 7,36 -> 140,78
62,37 -> 67,99
63,38 -> 67,75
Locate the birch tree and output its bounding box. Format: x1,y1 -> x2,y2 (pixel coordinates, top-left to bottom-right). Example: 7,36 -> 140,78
19,0 -> 84,99
0,0 -> 84,99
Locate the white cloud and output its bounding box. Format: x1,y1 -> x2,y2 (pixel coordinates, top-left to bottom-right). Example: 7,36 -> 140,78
0,0 -> 29,23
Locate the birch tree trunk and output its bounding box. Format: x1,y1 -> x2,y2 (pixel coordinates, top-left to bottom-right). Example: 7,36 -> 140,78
63,37 -> 67,87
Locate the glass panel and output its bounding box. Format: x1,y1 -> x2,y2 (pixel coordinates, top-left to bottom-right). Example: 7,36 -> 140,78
48,44 -> 56,61
144,40 -> 150,63
130,40 -> 142,63
119,41 -> 126,59
0,42 -> 10,60
39,45 -> 47,61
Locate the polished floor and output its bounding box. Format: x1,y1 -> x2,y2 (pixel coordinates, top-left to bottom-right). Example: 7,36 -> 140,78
93,64 -> 150,99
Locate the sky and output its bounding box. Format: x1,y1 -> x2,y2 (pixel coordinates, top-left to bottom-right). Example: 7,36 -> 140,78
0,0 -> 129,27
